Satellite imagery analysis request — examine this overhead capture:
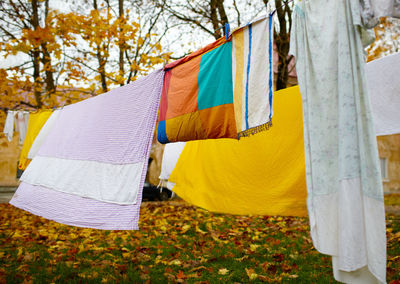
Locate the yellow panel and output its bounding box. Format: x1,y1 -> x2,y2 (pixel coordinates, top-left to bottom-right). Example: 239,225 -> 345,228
232,29 -> 245,131
170,86 -> 307,216
18,110 -> 52,170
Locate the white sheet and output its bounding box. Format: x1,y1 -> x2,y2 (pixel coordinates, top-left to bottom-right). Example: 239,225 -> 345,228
366,52 -> 400,136
21,156 -> 144,204
159,142 -> 185,181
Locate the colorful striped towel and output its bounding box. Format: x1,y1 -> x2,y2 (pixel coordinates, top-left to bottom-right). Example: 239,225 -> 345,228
157,15 -> 274,143
10,69 -> 164,230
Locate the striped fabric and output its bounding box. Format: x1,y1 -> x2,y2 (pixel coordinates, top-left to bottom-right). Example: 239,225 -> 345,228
232,16 -> 274,136
10,182 -> 141,230
10,69 -> 164,230
157,15 -> 274,144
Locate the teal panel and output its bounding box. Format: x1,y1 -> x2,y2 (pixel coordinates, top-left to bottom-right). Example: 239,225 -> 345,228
198,42 -> 233,110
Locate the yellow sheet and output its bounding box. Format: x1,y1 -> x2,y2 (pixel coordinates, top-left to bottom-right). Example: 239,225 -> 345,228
169,86 -> 307,216
18,110 -> 52,170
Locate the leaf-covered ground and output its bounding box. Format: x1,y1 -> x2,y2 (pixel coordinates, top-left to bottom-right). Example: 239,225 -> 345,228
0,197 -> 399,283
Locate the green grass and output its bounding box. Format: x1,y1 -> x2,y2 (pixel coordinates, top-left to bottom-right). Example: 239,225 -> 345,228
0,200 -> 399,283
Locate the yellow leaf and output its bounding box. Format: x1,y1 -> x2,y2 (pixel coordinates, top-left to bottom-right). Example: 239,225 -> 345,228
181,224 -> 190,233
245,268 -> 258,280
250,244 -> 260,251
218,268 -> 229,275
17,248 -> 24,256
169,259 -> 181,266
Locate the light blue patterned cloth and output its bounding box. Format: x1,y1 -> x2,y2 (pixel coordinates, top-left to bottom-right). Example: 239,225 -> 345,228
290,0 -> 386,283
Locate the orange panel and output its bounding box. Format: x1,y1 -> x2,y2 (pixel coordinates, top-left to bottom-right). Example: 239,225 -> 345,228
198,104 -> 237,139
165,111 -> 207,142
166,56 -> 201,120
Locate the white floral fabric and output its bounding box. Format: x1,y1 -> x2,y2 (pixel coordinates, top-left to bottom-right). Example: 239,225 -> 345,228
290,0 -> 386,283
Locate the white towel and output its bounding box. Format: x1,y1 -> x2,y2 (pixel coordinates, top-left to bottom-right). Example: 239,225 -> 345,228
3,110 -> 15,142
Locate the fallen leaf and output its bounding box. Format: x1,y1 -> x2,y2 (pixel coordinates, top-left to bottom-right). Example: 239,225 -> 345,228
169,259 -> 182,266
218,268 -> 229,275
245,268 -> 258,280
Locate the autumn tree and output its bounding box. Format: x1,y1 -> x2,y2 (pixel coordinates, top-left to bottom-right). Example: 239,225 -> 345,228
0,0 -> 59,108
60,0 -> 170,92
0,0 -> 170,120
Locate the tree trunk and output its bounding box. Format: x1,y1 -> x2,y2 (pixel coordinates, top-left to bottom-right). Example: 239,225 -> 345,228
97,51 -> 108,93
31,0 -> 42,108
93,0 -> 108,93
118,0 -> 124,86
275,0 -> 292,90
216,0 -> 229,36
42,0 -> 56,96
41,44 -> 56,96
209,0 -> 222,39
263,0 -> 294,90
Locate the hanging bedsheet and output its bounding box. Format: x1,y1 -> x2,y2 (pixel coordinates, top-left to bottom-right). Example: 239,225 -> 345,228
159,142 -> 186,190
157,15 -> 274,143
290,0 -> 386,283
366,52 -> 400,136
18,110 -> 53,171
167,86 -> 307,216
3,110 -> 16,142
3,110 -> 30,144
10,69 -> 164,230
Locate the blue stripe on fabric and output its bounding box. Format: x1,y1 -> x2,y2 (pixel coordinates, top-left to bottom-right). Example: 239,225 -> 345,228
157,120 -> 170,144
245,24 -> 252,130
268,14 -> 273,120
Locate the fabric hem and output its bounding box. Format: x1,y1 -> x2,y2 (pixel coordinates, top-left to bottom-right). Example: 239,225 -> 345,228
9,200 -> 137,231
237,119 -> 272,139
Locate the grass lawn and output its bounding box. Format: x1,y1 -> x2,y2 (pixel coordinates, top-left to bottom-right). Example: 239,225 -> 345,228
0,196 -> 399,283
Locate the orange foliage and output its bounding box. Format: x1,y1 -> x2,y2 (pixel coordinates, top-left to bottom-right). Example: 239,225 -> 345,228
1,6 -> 170,131
367,17 -> 400,62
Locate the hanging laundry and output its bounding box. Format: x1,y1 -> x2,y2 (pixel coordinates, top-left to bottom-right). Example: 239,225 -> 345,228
157,15 -> 274,144
290,0 -> 386,283
3,110 -> 15,142
159,142 -> 186,190
10,69 -> 164,230
3,110 -> 29,144
366,52 -> 400,136
167,86 -> 307,217
15,111 -> 30,145
27,110 -> 60,159
18,110 -> 52,171
11,182 -> 141,230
